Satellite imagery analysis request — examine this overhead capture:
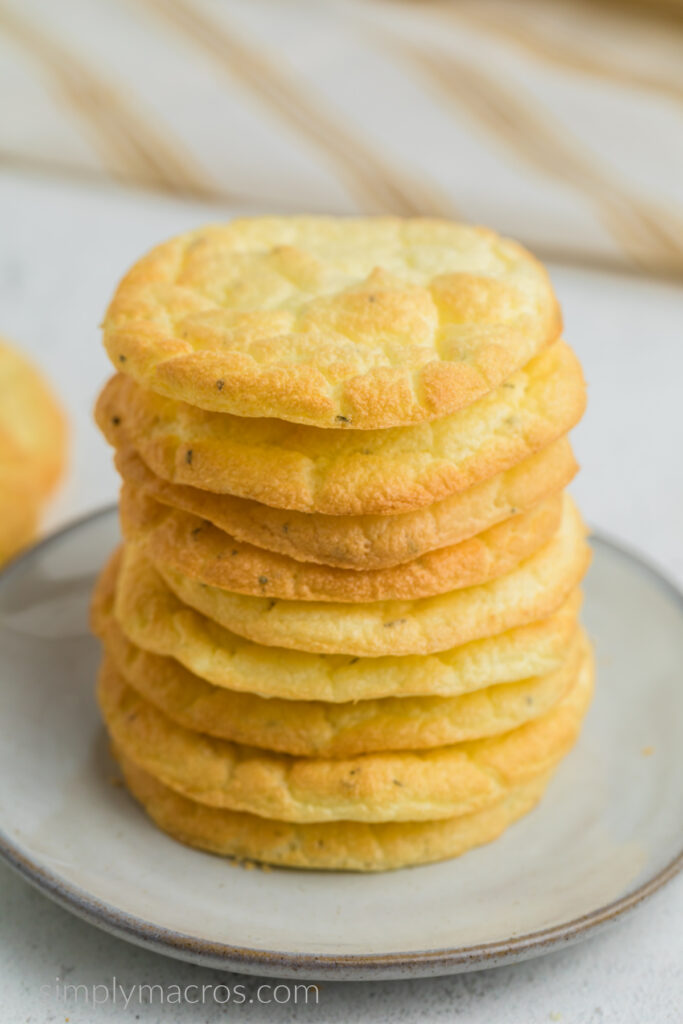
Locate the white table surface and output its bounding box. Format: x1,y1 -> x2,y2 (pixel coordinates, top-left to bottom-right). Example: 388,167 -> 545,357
0,169 -> 680,1022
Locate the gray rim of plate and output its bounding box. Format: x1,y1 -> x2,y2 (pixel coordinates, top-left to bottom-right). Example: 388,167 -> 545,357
0,505 -> 681,978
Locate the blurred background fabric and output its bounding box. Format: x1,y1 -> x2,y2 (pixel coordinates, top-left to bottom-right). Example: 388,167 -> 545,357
1,0 -> 682,277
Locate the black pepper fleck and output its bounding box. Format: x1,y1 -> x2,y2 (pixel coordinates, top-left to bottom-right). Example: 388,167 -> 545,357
111,416 -> 121,426
185,449 -> 193,465
336,414 -> 351,424
118,354 -> 126,363
216,380 -> 224,391
258,575 -> 269,586
384,618 -> 407,628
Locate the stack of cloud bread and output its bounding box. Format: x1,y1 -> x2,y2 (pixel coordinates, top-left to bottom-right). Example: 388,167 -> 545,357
91,217 -> 592,872
0,338 -> 67,567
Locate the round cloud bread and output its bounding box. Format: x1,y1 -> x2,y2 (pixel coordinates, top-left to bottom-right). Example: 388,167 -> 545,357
99,643 -> 592,824
100,632 -> 581,759
0,338 -> 67,501
117,752 -> 552,871
109,548 -> 582,702
96,341 -> 585,515
0,439 -> 42,567
102,217 -> 561,430
114,436 -> 577,570
155,495 -> 589,657
121,485 -> 562,603
94,560 -> 583,756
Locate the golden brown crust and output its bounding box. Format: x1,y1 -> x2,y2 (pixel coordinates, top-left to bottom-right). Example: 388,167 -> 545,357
117,751 -> 553,871
94,560 -> 583,756
107,547 -> 582,702
114,437 -> 578,569
95,341 -> 585,515
99,643 -> 592,823
121,485 -> 562,603
103,217 -> 561,430
155,495 -> 590,656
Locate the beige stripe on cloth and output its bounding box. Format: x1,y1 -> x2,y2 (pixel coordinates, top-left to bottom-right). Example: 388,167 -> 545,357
369,24 -> 683,275
0,0 -> 680,276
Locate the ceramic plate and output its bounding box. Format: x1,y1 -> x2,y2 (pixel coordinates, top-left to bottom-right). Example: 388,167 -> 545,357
0,509 -> 681,981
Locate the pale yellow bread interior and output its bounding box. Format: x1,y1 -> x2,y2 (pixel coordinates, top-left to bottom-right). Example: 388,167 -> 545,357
109,547 -> 583,702
98,642 -> 593,824
93,558 -> 584,756
153,494 -> 590,656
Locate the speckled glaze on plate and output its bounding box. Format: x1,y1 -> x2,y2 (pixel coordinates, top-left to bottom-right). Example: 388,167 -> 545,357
0,508 -> 681,981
